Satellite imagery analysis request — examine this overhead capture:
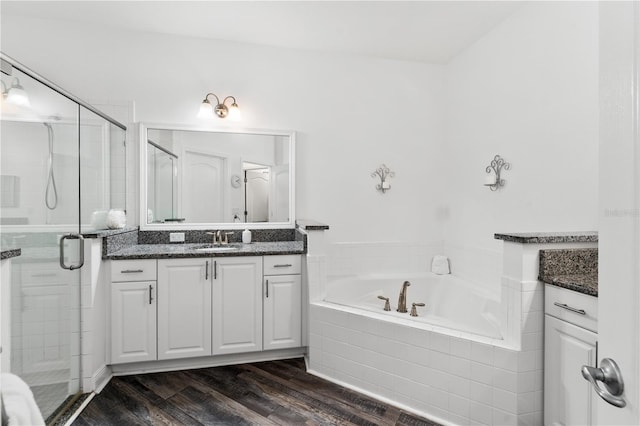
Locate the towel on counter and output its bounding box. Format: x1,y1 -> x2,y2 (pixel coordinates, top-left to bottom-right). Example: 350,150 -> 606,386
1,373 -> 45,426
431,255 -> 450,275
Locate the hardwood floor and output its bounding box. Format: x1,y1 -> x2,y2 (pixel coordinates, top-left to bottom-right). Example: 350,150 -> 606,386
72,358 -> 441,426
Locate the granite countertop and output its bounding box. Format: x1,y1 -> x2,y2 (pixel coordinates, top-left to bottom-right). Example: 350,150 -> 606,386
106,241 -> 305,260
1,248 -> 21,260
543,273 -> 598,297
296,219 -> 330,231
539,248 -> 598,296
83,226 -> 138,239
495,231 -> 598,244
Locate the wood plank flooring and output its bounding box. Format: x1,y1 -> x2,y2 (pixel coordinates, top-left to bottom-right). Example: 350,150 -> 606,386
72,358 -> 441,426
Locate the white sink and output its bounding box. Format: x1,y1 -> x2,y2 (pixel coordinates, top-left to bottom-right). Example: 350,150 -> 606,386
195,246 -> 239,252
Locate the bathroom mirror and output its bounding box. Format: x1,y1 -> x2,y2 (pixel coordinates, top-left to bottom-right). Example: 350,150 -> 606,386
140,124 -> 295,230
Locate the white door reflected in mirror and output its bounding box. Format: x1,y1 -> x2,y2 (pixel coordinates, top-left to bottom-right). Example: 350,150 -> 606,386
141,125 -> 295,229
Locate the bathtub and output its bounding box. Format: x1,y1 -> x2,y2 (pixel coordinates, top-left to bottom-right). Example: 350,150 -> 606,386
324,272 -> 502,340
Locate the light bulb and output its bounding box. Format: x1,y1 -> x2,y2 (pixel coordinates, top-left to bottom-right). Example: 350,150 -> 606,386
197,99 -> 213,119
6,79 -> 30,107
227,102 -> 241,121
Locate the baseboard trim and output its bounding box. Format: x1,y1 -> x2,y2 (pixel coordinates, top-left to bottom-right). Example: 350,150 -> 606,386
110,347 -> 306,376
92,365 -> 112,393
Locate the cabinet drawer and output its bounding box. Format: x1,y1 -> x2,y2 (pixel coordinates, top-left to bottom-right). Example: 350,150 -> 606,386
111,259 -> 157,282
20,262 -> 67,285
264,255 -> 301,275
545,284 -> 597,333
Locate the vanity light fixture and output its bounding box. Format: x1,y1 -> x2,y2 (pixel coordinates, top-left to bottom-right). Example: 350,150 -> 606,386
197,93 -> 240,121
484,154 -> 511,191
371,164 -> 395,194
1,78 -> 30,107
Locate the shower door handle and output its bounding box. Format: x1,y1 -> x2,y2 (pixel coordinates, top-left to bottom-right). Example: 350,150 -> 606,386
59,233 -> 85,270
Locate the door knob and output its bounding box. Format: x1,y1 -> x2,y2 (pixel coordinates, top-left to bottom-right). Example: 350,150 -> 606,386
581,358 -> 626,408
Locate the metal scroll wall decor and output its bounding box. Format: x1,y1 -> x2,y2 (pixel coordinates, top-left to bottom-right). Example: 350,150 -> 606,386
371,164 -> 395,194
484,155 -> 511,191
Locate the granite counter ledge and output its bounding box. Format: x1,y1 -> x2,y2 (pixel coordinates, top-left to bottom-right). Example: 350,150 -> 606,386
1,248 -> 21,260
539,248 -> 598,296
541,273 -> 598,297
494,231 -> 598,244
296,219 -> 330,231
83,226 -> 138,239
104,241 -> 305,260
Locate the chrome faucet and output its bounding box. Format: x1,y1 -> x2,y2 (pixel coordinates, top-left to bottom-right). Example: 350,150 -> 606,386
397,281 -> 411,313
206,231 -> 222,245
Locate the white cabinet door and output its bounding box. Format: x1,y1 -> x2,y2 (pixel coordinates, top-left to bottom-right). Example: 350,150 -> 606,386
544,314 -> 598,426
110,281 -> 157,364
157,259 -> 212,360
263,274 -> 301,350
212,257 -> 262,355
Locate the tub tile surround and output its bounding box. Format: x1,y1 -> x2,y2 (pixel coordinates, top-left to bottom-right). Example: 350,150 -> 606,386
307,232 -> 597,425
309,304 -> 541,426
538,248 -> 598,296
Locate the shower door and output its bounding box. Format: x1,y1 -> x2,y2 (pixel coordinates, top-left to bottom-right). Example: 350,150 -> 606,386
0,66 -> 83,422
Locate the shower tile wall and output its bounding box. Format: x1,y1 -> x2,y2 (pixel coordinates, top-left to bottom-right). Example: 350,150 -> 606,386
327,241 -> 444,277
10,252 -> 81,417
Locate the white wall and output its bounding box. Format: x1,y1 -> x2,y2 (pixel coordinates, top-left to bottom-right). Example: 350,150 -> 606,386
1,13 -> 447,244
2,2 -> 599,269
444,2 -> 599,255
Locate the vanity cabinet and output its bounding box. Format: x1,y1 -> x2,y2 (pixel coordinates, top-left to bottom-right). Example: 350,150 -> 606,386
544,284 -> 598,426
263,255 -> 302,350
212,256 -> 263,355
110,259 -> 157,364
109,253 -> 303,365
157,258 -> 212,360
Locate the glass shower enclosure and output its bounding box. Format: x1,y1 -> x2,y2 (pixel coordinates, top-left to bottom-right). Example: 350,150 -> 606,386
0,53 -> 126,423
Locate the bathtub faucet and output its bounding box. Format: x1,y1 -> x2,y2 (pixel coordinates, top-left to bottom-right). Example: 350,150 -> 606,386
397,281 -> 411,313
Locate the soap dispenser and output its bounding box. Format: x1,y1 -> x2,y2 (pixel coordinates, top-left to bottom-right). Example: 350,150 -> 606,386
242,228 -> 252,244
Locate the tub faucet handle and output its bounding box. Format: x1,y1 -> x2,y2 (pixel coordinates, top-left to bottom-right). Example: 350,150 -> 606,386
410,302 -> 426,317
377,295 -> 391,311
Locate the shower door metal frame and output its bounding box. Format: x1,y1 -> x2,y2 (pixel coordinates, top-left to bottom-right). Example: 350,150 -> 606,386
1,51 -> 127,422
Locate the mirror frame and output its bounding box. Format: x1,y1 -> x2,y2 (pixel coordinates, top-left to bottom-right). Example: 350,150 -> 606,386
139,123 -> 295,230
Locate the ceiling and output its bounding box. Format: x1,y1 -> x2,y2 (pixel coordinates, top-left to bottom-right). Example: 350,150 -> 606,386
1,1 -> 524,64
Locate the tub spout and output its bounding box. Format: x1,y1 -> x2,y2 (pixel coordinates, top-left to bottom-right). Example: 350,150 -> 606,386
397,281 -> 411,313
